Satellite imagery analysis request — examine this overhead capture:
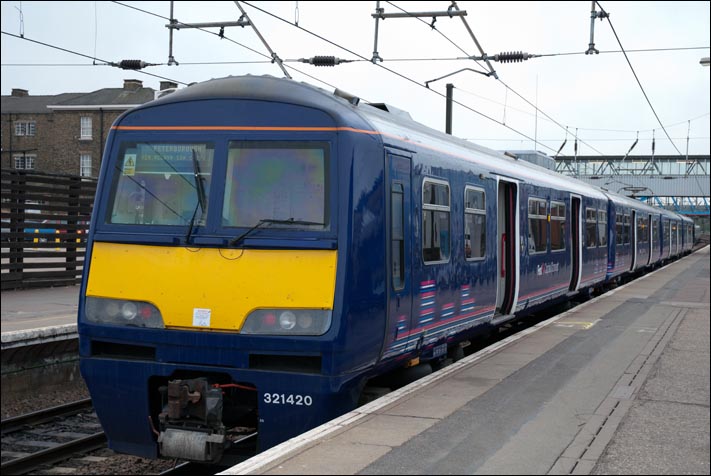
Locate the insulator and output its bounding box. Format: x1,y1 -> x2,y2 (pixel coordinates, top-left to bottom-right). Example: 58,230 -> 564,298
118,60 -> 147,70
495,51 -> 529,63
311,56 -> 338,67
298,56 -> 352,67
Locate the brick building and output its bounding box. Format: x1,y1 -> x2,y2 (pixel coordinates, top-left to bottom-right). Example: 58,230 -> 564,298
1,79 -> 177,177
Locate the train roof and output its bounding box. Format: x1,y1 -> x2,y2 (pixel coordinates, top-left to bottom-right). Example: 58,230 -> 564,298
353,91 -> 609,201
133,75 -> 607,201
604,191 -> 665,213
136,74 -> 369,127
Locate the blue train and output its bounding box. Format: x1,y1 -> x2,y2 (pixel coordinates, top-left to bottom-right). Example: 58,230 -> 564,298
78,75 -> 694,463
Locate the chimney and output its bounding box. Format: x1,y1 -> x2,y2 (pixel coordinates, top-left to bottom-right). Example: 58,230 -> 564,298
160,81 -> 178,91
123,79 -> 143,91
11,88 -> 29,97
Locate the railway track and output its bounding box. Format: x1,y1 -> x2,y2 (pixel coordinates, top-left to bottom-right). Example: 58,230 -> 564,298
0,398 -> 106,475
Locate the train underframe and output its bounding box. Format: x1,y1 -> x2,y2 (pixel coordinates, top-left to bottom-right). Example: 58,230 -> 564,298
80,357 -> 364,462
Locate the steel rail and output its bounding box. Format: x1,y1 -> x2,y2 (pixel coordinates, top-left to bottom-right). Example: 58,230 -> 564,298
0,431 -> 106,475
1,397 -> 93,435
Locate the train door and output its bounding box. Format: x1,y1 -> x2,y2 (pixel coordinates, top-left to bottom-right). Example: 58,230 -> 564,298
382,152 -> 413,359
647,214 -> 653,265
496,180 -> 518,315
663,218 -> 670,259
669,220 -> 676,256
569,195 -> 582,291
630,210 -> 637,271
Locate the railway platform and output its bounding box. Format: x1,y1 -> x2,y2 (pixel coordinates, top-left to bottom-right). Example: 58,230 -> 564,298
1,285 -> 78,332
222,246 -> 710,475
1,248 -> 708,475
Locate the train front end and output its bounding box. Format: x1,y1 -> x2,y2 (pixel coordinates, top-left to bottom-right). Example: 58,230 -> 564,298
78,77 -> 375,462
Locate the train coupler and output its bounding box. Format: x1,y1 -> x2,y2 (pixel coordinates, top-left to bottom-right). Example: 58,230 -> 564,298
157,378 -> 226,462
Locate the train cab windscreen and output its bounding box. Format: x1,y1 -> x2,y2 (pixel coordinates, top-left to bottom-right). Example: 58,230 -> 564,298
222,141 -> 329,230
105,141 -> 329,232
107,142 -> 214,226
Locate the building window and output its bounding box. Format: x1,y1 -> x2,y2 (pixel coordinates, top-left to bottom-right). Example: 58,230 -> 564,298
464,186 -> 486,260
422,179 -> 450,263
80,154 -> 92,177
528,198 -> 548,254
14,154 -> 36,170
550,201 -> 566,251
14,121 -> 36,136
80,116 -> 92,139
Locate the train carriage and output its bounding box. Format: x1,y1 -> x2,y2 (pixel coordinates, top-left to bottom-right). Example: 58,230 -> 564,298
681,215 -> 695,253
78,75 -> 692,463
603,193 -> 671,280
605,195 -> 633,280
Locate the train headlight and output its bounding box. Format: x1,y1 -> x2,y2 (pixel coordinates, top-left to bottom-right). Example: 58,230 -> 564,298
278,311 -> 297,330
85,297 -> 164,328
241,309 -> 331,336
121,302 -> 138,320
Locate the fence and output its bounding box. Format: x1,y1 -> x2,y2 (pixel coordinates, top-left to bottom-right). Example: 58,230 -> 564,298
1,169 -> 97,290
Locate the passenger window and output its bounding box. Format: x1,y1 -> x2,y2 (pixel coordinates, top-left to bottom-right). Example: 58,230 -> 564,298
585,208 -> 597,248
422,179 -> 450,263
528,198 -> 548,254
550,201 -> 566,251
464,187 -> 486,260
598,210 -> 607,247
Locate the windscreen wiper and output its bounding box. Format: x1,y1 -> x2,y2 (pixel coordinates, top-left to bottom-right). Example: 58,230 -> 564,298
185,149 -> 207,244
228,218 -> 324,247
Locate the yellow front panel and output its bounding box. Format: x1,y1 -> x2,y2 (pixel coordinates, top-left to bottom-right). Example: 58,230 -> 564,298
86,242 -> 337,331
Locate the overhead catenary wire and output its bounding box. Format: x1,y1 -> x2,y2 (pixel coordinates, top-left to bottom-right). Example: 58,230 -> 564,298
455,87 -> 710,136
382,2 -> 490,77
537,45 -> 709,57
0,30 -> 188,85
462,137 -> 710,143
24,43 -> 691,68
387,1 -> 711,157
595,1 -> 683,157
384,1 -> 605,156
595,1 -> 708,195
6,2 -> 706,160
241,1 -> 554,154
110,1 -> 345,96
112,1 -> 267,60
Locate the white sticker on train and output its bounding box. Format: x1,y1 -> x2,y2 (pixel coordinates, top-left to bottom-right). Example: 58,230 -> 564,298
192,308 -> 211,327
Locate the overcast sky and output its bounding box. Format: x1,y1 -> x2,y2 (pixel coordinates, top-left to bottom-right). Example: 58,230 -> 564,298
1,1 -> 709,157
